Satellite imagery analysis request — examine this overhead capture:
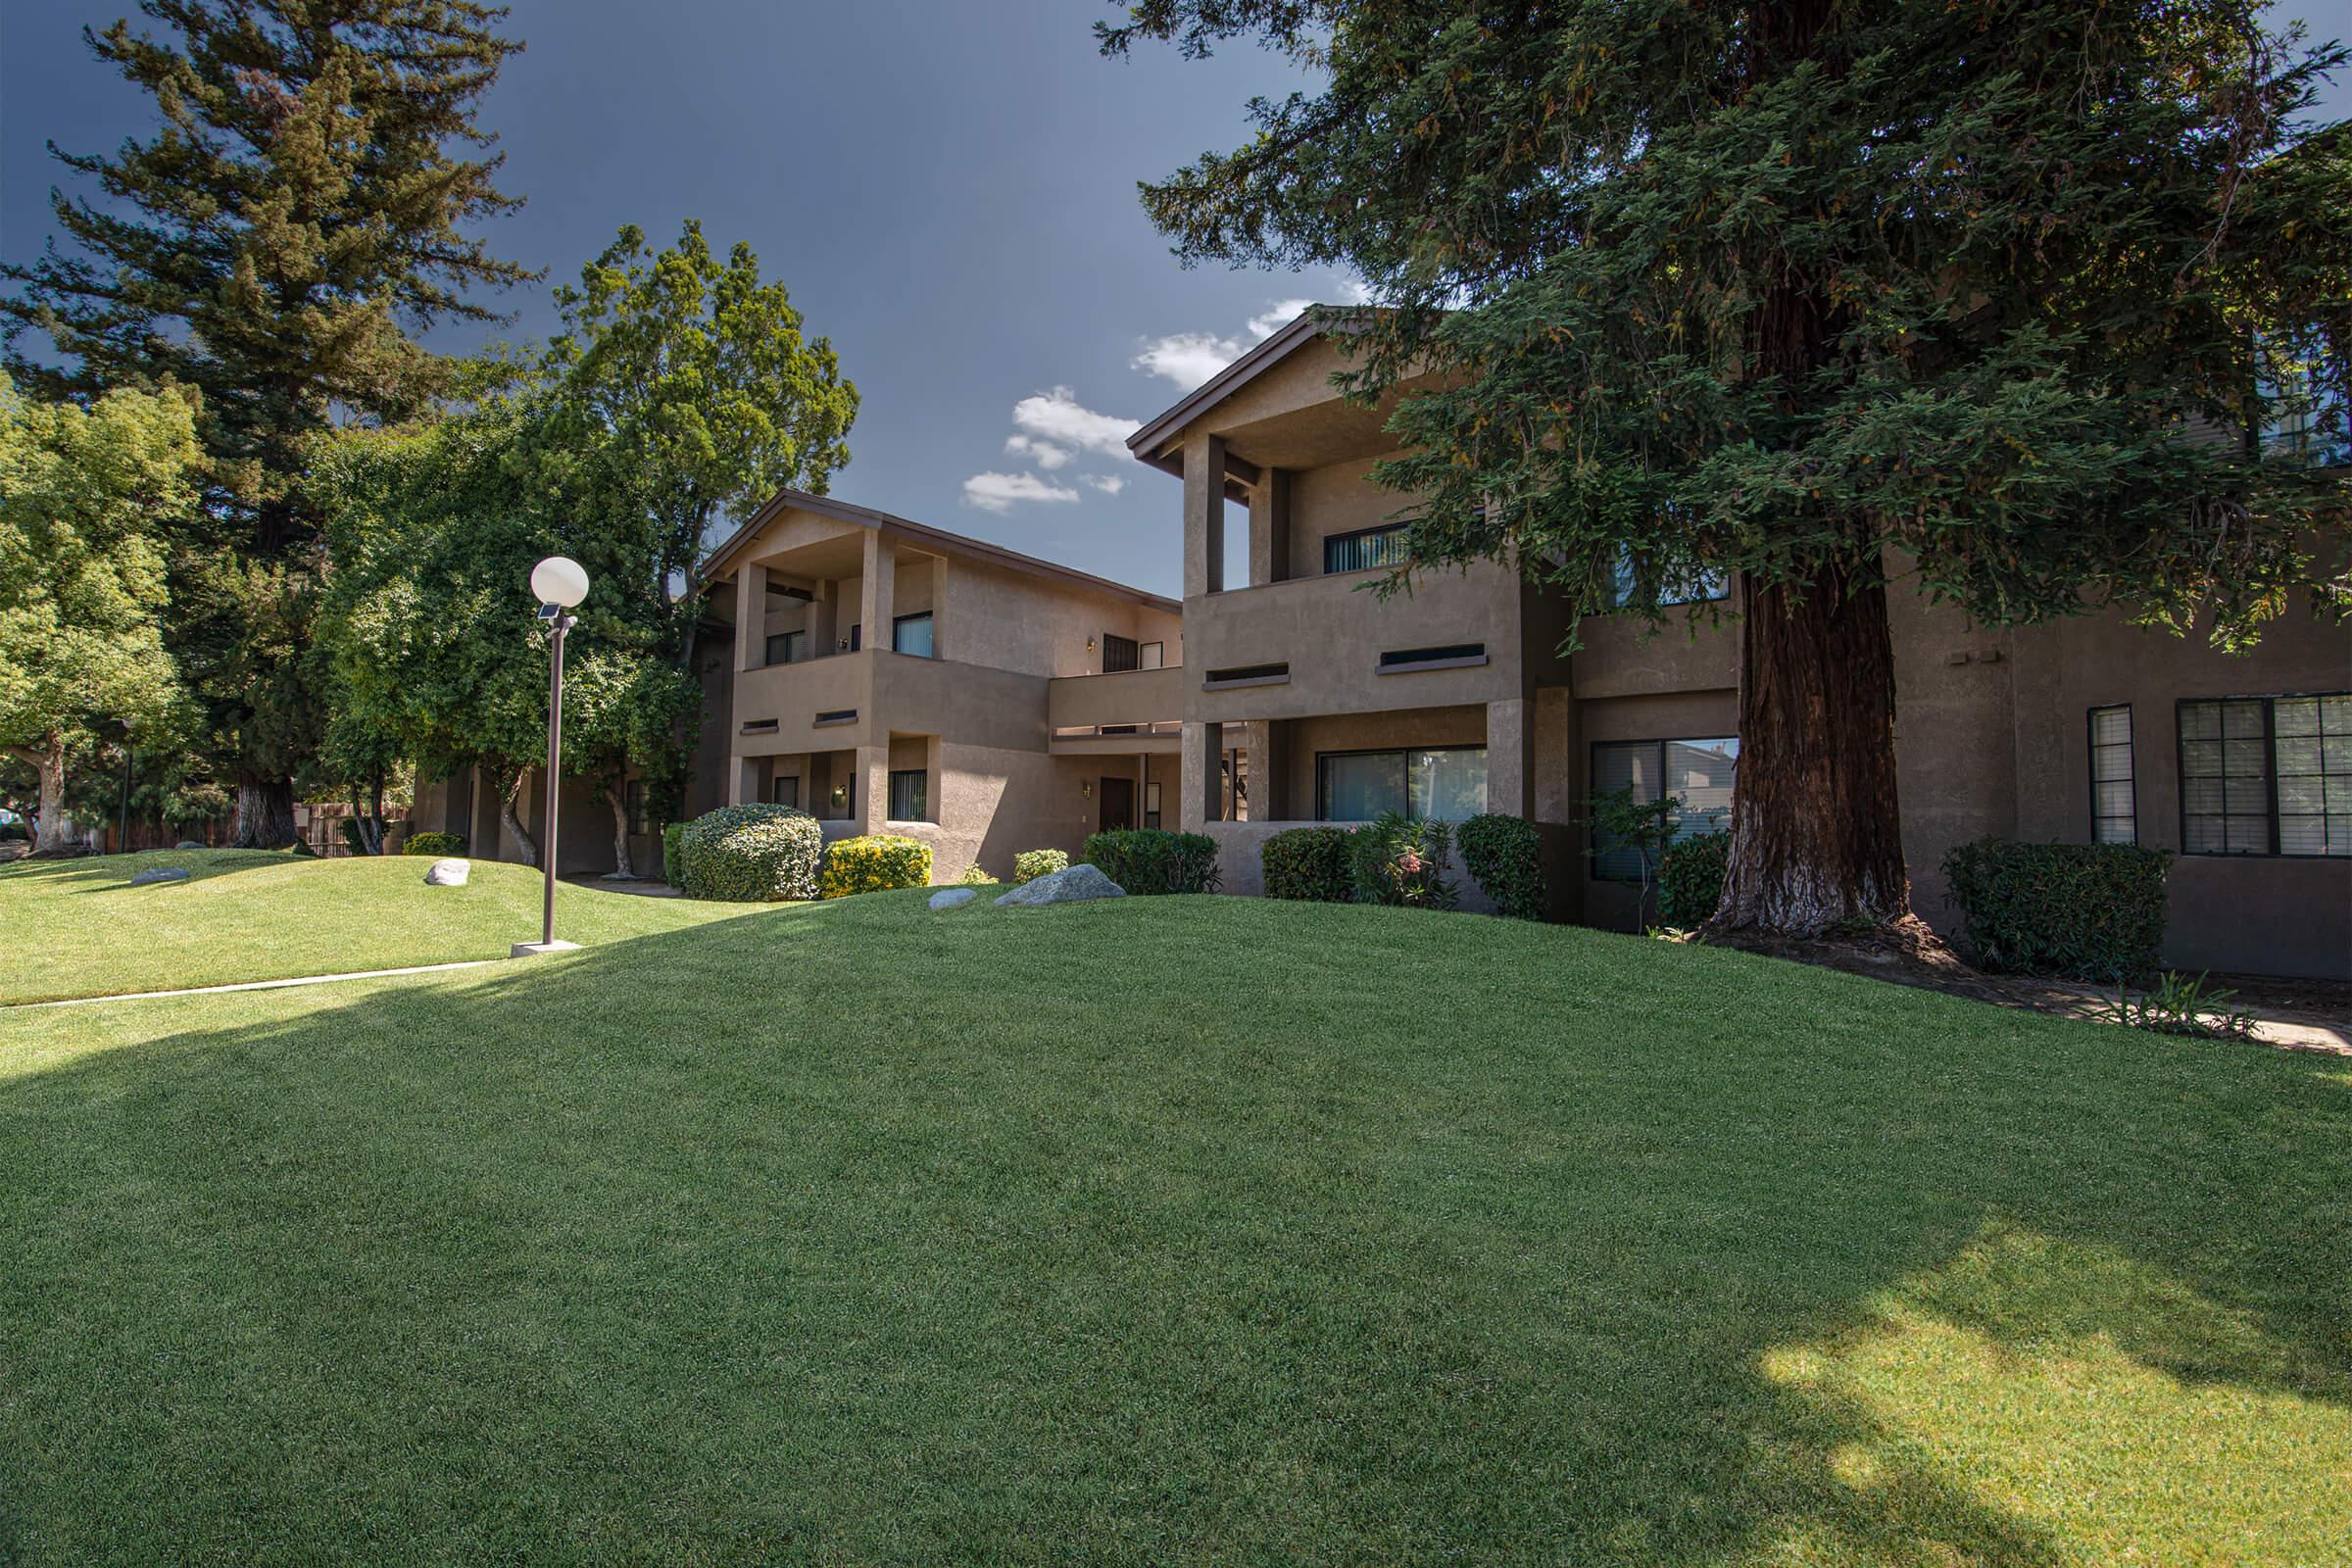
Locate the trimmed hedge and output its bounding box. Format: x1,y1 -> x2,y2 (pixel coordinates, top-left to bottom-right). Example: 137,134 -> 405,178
662,821 -> 686,886
401,831 -> 466,857
819,834 -> 933,899
1658,832 -> 1730,927
1940,838 -> 2173,981
674,804 -> 823,902
1082,828 -> 1221,895
1457,813 -> 1545,920
1261,826 -> 1352,902
1348,812 -> 1458,910
1013,849 -> 1068,885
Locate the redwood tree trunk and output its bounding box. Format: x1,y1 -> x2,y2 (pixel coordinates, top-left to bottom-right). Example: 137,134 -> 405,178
1707,563 -> 1910,936
231,774 -> 297,850
606,784 -> 637,879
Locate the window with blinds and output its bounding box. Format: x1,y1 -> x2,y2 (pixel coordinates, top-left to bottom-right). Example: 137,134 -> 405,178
1590,737 -> 1740,880
2088,706 -> 2135,844
1323,524 -> 1410,574
887,769 -> 928,823
2179,694 -> 2352,857
1102,633 -> 1139,673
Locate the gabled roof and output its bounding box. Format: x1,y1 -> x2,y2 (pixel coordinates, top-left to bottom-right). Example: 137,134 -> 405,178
1126,307 -> 1355,473
700,487 -> 1179,612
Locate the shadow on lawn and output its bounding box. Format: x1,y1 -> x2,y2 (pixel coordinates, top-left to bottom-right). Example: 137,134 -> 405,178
4,846 -> 310,893
1,900 -> 2344,1565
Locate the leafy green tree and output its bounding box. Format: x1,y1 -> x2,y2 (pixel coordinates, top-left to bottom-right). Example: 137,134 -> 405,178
1106,1 -> 2352,938
559,649 -> 696,878
0,378 -> 200,853
4,0 -> 534,849
539,220 -> 858,818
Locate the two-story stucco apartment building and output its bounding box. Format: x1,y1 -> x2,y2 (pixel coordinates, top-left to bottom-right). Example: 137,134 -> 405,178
421,311 -> 2349,979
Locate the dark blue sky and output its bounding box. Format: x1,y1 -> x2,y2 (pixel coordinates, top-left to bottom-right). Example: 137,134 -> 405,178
6,3 -> 2347,596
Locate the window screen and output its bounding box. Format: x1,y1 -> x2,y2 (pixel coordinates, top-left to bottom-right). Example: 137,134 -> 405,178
2088,706 -> 2135,845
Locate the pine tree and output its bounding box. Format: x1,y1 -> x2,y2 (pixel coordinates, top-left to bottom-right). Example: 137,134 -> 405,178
1105,1 -> 2352,938
4,1 -> 534,847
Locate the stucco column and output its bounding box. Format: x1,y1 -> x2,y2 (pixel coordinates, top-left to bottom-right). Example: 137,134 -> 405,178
1183,433 -> 1226,598
1235,720 -> 1271,822
810,579 -> 839,655
856,744 -> 888,831
1248,466 -> 1290,587
859,530 -> 895,652
733,562 -> 767,672
1180,720 -> 1223,831
1487,697 -> 1532,817
729,755 -> 759,808
1534,688 -> 1573,824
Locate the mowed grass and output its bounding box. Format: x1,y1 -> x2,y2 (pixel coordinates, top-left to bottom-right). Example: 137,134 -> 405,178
0,878 -> 2345,1565
0,849 -> 758,1004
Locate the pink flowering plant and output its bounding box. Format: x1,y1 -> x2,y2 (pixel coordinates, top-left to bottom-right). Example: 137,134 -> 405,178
1348,811 -> 1458,910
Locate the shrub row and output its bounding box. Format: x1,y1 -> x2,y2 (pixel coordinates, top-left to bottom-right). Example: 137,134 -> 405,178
1940,838 -> 2172,981
402,831 -> 466,858
819,834 -> 933,899
1657,831 -> 1729,927
1082,828 -> 1221,895
1263,811 -> 1544,917
674,804 -> 822,901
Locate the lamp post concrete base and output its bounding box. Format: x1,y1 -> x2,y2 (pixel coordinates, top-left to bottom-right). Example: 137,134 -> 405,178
510,939 -> 582,958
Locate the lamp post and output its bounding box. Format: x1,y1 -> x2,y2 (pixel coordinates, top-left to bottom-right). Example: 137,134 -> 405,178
514,555 -> 590,957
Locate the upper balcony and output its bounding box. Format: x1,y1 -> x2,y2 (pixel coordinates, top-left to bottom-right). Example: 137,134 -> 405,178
1048,664 -> 1186,753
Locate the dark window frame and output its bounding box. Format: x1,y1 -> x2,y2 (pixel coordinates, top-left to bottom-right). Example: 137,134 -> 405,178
887,768 -> 929,823
2176,691 -> 2351,858
772,775 -> 799,808
1314,744 -> 1490,822
1587,735 -> 1740,881
891,611 -> 934,658
1323,522 -> 1411,575
2086,705 -> 2136,846
1102,632 -> 1140,673
764,628 -> 806,666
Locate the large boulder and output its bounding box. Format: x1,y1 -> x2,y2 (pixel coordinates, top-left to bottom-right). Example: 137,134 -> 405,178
928,887 -> 978,910
128,866 -> 190,886
174,840 -> 205,850
993,863 -> 1126,907
423,858 -> 470,887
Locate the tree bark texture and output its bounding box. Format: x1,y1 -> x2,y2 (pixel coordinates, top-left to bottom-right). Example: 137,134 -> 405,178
230,774 -> 297,850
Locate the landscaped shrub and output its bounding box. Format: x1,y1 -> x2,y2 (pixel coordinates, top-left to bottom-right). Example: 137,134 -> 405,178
818,834 -> 933,899
401,831 -> 467,858
674,804 -> 824,902
1261,826 -> 1352,902
1940,838 -> 2172,981
1013,849 -> 1068,885
1348,812 -> 1458,910
1456,813 -> 1545,920
953,860 -> 1000,886
662,821 -> 686,886
1657,831 -> 1730,928
1082,828 -> 1221,895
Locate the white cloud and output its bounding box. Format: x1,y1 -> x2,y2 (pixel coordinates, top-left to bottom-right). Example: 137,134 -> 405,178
1004,433 -> 1072,469
961,470 -> 1081,514
1079,473 -> 1126,495
1010,386 -> 1136,458
1131,294 -> 1338,390
1245,298 -> 1317,340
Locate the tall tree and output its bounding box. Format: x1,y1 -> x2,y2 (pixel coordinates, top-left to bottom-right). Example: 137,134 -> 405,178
3,0 -> 533,849
1105,1 -> 2352,938
540,220 -> 858,820
0,377 -> 200,854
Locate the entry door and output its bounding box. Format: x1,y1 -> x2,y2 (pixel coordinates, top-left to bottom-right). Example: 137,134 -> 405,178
1100,776 -> 1136,832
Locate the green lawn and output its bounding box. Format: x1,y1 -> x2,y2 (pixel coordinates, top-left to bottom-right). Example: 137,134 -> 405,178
1,872 -> 2344,1564
0,849 -> 756,1004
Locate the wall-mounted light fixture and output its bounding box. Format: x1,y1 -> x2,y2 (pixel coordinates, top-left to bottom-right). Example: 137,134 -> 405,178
1081,781 -> 1093,799
1085,635 -> 1096,652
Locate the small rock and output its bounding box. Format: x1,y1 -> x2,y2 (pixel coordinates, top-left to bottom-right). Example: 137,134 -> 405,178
928,887 -> 978,910
993,863 -> 1126,907
128,866 -> 190,886
423,858 -> 470,886
175,840 -> 205,850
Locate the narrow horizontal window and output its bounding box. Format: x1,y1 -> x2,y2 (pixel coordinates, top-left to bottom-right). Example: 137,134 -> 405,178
813,709 -> 858,726
739,717 -> 779,735
1323,523 -> 1409,575
1608,548 -> 1729,609
1378,643 -> 1488,672
1202,662 -> 1289,690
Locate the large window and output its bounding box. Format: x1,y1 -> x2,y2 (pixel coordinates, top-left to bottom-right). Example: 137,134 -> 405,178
1590,736 -> 1739,879
1324,523 -> 1410,575
764,629 -> 806,665
887,768 -> 929,822
1102,633 -> 1139,673
2180,694 -> 2351,857
2088,706 -> 2135,845
2258,328 -> 2350,468
892,612 -> 933,659
1316,747 -> 1488,821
